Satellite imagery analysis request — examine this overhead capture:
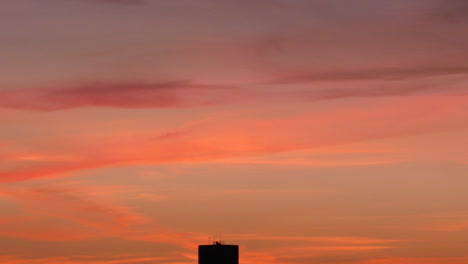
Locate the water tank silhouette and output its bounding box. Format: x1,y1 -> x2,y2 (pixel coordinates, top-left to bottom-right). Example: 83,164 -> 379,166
198,241 -> 239,264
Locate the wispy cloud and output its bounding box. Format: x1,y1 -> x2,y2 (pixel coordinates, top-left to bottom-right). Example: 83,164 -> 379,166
0,81 -> 237,111
230,233 -> 402,264
73,0 -> 147,6
1,94 -> 466,183
0,256 -> 173,264
431,0 -> 468,23
0,184 -> 148,239
423,212 -> 468,232
1,67 -> 466,111
271,66 -> 468,84
228,234 -> 402,245
361,257 -> 468,264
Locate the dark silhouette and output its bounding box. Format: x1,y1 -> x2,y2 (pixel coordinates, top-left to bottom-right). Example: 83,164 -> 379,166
198,241 -> 239,264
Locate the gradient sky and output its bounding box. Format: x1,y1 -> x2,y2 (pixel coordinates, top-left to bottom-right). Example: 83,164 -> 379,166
0,0 -> 467,263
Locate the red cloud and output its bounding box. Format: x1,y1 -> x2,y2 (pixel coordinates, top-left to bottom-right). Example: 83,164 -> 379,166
0,81 -> 239,111
0,67 -> 466,111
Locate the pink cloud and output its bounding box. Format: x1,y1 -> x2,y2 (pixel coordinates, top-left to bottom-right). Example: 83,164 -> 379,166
271,66 -> 468,85
232,234 -> 401,264
1,95 -> 466,183
0,217 -> 97,241
82,0 -> 147,6
0,182 -> 201,255
0,184 -> 148,241
423,212 -> 468,232
361,257 -> 468,264
228,234 -> 401,245
0,256 -> 174,264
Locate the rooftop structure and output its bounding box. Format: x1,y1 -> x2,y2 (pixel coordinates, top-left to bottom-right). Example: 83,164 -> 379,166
198,241 -> 239,264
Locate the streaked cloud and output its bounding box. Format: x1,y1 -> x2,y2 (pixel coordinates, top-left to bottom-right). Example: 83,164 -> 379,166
2,95 -> 466,182
271,66 -> 468,84
431,0 -> 468,22
1,70 -> 466,111
0,81 -> 237,111
72,0 -> 147,6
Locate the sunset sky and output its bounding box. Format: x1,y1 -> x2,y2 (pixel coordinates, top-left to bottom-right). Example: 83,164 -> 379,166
0,0 -> 467,263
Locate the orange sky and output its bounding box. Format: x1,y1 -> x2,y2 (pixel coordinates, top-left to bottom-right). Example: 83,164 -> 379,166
0,0 -> 467,263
